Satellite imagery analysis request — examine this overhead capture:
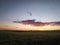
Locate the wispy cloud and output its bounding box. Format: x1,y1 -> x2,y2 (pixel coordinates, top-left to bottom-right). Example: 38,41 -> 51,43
13,20 -> 45,26
13,19 -> 60,26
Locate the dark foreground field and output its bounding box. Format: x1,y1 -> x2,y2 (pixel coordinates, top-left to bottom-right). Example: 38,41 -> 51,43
0,30 -> 60,45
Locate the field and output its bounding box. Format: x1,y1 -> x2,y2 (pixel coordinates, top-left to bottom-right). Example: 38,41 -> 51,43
0,30 -> 60,45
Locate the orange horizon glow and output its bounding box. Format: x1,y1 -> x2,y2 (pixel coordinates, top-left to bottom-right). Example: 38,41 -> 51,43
0,24 -> 60,31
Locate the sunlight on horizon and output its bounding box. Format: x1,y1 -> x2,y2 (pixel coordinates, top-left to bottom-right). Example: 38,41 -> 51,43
0,23 -> 60,31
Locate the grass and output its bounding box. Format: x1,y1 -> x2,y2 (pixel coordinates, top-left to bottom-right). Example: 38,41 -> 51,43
0,30 -> 60,45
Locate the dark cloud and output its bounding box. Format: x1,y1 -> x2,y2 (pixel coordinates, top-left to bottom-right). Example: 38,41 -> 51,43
13,20 -> 46,26
13,20 -> 60,26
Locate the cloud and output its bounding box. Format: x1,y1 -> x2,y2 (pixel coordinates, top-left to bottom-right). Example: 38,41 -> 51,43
13,19 -> 60,26
13,19 -> 46,26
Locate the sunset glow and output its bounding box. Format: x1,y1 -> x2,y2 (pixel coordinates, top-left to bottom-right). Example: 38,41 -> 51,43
0,0 -> 60,31
0,23 -> 60,31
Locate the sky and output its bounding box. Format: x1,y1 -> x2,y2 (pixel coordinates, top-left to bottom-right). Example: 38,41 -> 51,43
0,0 -> 60,30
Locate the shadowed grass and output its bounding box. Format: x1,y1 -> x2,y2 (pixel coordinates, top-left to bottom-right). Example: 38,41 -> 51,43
0,30 -> 60,45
